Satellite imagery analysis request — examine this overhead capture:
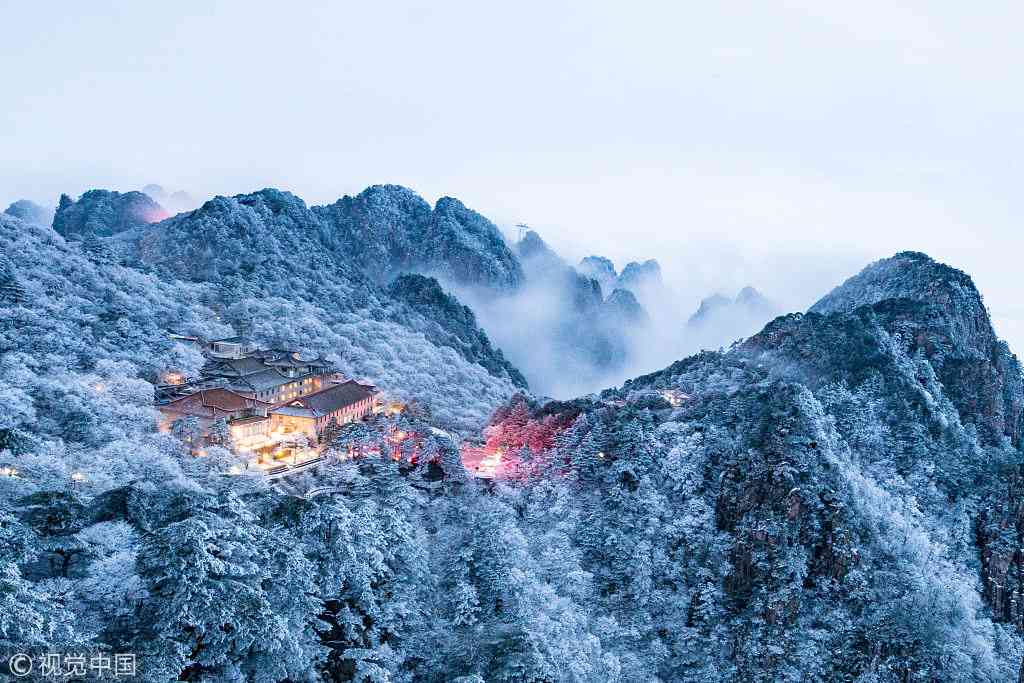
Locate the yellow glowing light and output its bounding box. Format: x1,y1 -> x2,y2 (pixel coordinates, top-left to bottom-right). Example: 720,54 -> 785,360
93,383 -> 105,392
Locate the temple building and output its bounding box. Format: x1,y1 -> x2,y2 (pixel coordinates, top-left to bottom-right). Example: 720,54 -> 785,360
200,345 -> 335,404
156,334 -> 381,463
270,380 -> 379,441
156,387 -> 272,435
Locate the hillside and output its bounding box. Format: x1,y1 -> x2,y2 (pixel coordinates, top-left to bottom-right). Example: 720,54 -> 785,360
311,184 -> 523,291
1,204 -> 521,433
7,191 -> 1023,681
4,199 -> 52,226
549,250 -> 1024,680
124,188 -> 525,414
53,189 -> 168,239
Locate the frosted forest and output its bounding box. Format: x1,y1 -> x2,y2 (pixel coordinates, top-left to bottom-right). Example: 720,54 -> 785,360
1,184 -> 1024,683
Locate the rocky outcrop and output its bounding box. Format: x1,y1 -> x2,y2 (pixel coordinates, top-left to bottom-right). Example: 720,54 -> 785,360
604,288 -> 647,325
578,255 -> 617,294
4,199 -> 52,226
52,190 -> 167,240
313,185 -> 523,291
810,251 -> 1023,447
387,274 -> 527,388
427,197 -> 523,291
616,259 -> 662,296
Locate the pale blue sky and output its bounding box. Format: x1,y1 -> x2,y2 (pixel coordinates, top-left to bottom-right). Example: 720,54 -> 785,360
3,1 -> 1023,346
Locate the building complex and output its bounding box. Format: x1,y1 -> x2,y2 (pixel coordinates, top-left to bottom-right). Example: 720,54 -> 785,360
157,335 -> 380,463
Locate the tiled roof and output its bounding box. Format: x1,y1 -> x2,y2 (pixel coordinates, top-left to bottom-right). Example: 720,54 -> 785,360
203,356 -> 269,377
274,381 -> 377,418
231,415 -> 270,426
263,354 -> 309,368
160,388 -> 267,417
272,405 -> 316,418
229,368 -> 295,392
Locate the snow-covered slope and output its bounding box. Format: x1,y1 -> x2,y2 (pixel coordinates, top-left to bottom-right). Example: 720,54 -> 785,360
312,184 -> 523,291
3,202 -> 521,432
53,189 -> 168,239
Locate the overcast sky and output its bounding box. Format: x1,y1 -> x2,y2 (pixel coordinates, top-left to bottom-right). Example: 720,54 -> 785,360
3,1 -> 1023,348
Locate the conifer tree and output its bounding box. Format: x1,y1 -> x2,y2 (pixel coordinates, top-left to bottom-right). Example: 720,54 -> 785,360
0,255 -> 24,304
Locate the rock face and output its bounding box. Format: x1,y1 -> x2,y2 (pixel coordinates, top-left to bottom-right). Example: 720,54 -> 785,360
516,230 -> 604,313
427,197 -> 523,291
52,190 -> 168,240
616,259 -> 662,296
387,274 -> 527,388
517,229 -> 565,275
312,185 -> 523,291
604,288 -> 647,325
810,251 -> 1023,447
4,199 -> 52,226
578,255 -> 617,294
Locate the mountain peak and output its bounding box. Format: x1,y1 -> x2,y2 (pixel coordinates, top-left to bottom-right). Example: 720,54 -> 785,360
53,189 -> 168,239
515,229 -> 565,277
605,287 -> 647,323
736,285 -> 764,303
810,251 -> 992,355
619,259 -> 661,282
234,188 -> 309,215
578,256 -> 617,294
515,229 -> 554,259
4,199 -> 53,227
811,251 -> 981,316
752,251 -> 1021,446
312,186 -> 522,290
688,293 -> 732,325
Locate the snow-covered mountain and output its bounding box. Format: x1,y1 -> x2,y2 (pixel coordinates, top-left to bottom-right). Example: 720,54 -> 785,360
578,254 -> 618,293
578,254 -> 665,305
53,189 -> 168,239
8,178 -> 1024,681
2,192 -> 523,432
4,199 -> 52,226
312,184 -> 523,291
507,249 -> 1024,680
